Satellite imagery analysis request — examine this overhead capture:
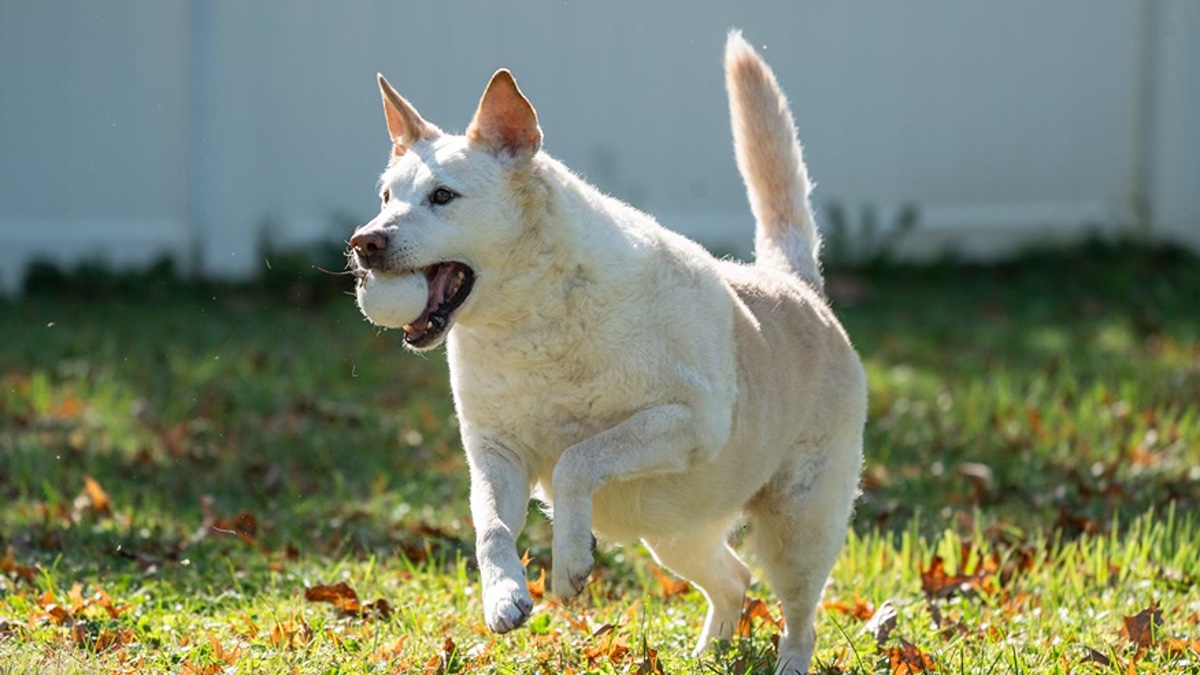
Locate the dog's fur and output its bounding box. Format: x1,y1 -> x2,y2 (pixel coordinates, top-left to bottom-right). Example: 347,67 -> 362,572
349,32 -> 865,674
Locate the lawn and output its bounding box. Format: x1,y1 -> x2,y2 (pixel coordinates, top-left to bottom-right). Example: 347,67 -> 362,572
1,242 -> 1198,674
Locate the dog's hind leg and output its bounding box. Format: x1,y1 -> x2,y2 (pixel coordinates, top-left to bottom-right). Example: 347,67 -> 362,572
746,435 -> 862,675
642,519 -> 750,656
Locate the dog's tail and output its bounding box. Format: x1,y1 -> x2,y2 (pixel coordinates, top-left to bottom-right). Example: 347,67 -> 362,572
724,30 -> 823,290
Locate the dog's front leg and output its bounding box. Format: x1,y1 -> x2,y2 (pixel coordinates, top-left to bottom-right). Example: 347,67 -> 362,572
550,403 -> 705,598
466,439 -> 534,633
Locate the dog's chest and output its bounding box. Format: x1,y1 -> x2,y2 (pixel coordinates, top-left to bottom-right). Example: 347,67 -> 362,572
449,339 -> 650,466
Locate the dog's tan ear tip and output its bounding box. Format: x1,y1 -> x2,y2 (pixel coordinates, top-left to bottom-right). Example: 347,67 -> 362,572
487,69 -> 519,90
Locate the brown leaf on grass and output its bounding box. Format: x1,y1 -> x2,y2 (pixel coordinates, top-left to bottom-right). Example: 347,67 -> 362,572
888,638 -> 936,674
649,565 -> 690,599
234,614 -> 259,639
823,595 -> 876,622
194,495 -> 258,545
633,647 -> 664,674
179,662 -> 222,675
208,634 -> 243,665
305,582 -> 362,614
866,600 -> 899,648
561,611 -> 589,632
68,583 -> 86,613
54,394 -> 82,419
926,601 -> 976,641
88,586 -> 131,619
527,567 -> 546,601
93,629 -> 135,653
1078,646 -> 1112,667
592,637 -> 632,666
73,475 -> 113,519
421,654 -> 443,674
921,556 -> 972,599
211,512 -> 258,544
370,636 -> 409,664
0,546 -> 37,585
62,583 -> 129,619
1119,605 -> 1163,648
69,622 -> 87,647
304,582 -> 393,619
426,636 -> 457,673
737,597 -> 782,638
35,588 -> 75,625
1162,637 -> 1200,656
1027,408 -> 1044,438
921,554 -> 997,600
584,622 -> 634,668
363,598 -> 395,620
269,617 -> 313,648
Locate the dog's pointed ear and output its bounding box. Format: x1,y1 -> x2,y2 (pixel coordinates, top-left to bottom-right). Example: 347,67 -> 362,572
378,73 -> 438,155
466,69 -> 542,161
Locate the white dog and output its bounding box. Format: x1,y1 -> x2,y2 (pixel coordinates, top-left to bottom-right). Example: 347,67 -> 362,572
349,31 -> 865,674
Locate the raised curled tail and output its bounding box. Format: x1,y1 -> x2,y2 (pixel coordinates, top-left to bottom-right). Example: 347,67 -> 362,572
725,30 -> 823,290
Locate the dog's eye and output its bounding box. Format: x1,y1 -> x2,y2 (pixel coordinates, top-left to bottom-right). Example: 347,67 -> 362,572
429,187 -> 458,206
381,189 -> 390,204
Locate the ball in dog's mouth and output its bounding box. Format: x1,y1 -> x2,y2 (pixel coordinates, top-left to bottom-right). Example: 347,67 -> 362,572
356,270 -> 428,329
357,262 -> 475,349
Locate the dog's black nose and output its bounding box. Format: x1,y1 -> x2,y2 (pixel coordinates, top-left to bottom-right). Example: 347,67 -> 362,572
350,230 -> 389,257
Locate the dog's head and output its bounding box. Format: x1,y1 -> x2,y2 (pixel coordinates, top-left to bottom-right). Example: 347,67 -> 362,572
350,70 -> 543,350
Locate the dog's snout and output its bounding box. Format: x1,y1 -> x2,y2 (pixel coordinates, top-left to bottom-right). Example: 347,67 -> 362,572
350,230 -> 389,256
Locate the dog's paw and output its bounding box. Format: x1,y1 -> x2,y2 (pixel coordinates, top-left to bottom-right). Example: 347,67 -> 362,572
482,577 -> 534,633
551,532 -> 596,599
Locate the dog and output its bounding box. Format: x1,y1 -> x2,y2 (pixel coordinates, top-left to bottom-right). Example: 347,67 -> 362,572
348,31 -> 866,674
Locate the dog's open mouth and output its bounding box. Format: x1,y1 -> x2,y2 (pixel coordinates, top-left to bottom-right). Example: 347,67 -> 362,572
402,262 -> 475,348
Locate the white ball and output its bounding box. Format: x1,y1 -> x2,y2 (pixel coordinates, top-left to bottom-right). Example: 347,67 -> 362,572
356,271 -> 428,328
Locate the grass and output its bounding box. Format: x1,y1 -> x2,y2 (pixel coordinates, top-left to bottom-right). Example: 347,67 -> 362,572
1,240 -> 1198,674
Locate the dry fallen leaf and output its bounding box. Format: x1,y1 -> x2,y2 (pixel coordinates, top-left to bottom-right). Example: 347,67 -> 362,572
1,546 -> 38,585
649,565 -> 690,599
888,638 -> 936,674
527,567 -> 546,601
93,628 -> 135,653
303,581 -> 393,619
1078,645 -> 1112,667
866,600 -> 899,648
208,634 -> 243,665
370,636 -> 410,664
73,475 -> 113,519
737,597 -> 782,638
269,617 -> 313,649
633,646 -> 664,674
921,556 -> 973,599
1162,637 -> 1200,656
1120,605 -> 1163,649
305,582 -> 362,614
823,595 -> 876,622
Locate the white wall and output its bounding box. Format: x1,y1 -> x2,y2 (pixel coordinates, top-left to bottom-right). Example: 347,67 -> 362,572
1,1 -> 1196,292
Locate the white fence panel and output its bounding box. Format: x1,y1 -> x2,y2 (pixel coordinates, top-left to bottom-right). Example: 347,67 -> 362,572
1,1 -> 1196,292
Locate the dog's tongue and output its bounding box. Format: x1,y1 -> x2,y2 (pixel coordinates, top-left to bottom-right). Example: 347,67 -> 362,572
427,264 -> 459,305
403,264 -> 459,338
